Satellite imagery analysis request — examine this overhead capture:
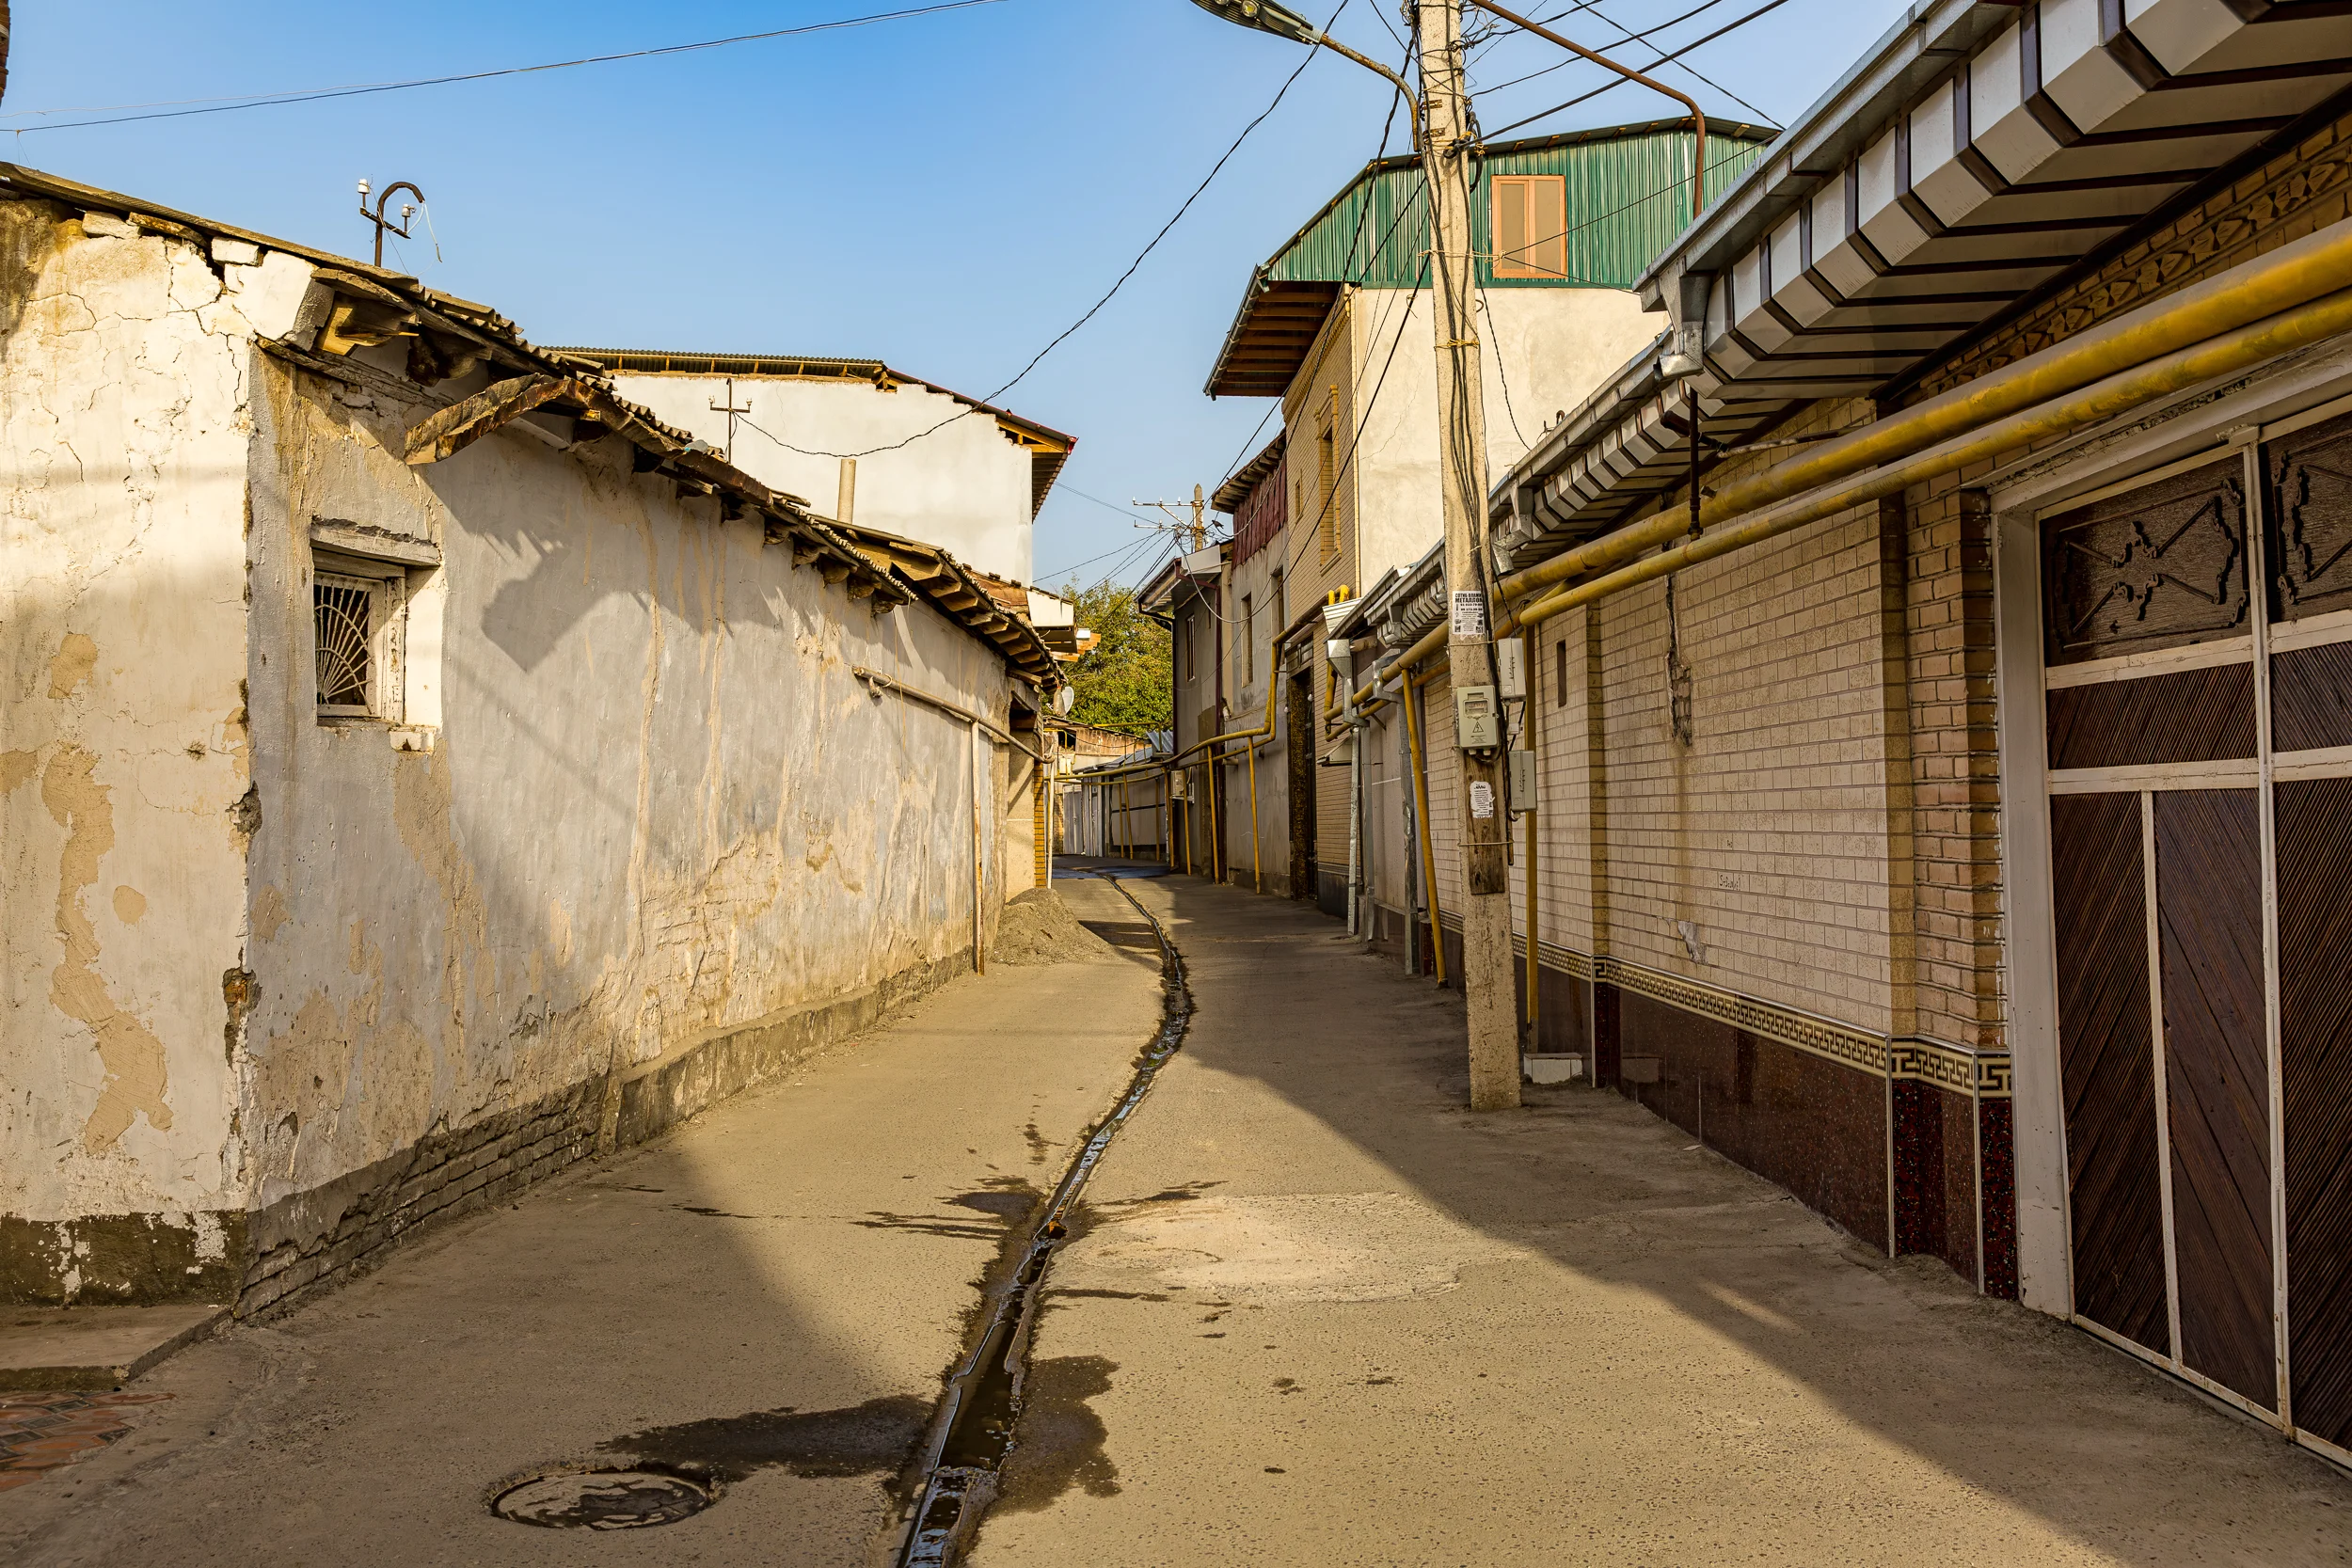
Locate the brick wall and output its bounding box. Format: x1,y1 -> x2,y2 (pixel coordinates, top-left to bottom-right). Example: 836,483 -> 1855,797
1588,502 -> 1902,1034
1903,480 -> 2002,1050
1517,608 -> 1597,958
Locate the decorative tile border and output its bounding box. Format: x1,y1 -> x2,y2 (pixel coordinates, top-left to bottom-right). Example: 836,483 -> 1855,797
1441,914 -> 2013,1097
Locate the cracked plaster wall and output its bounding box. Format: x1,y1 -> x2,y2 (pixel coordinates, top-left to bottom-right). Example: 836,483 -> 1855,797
242,348 -> 1017,1233
1,194 -> 1025,1301
0,200 -> 256,1270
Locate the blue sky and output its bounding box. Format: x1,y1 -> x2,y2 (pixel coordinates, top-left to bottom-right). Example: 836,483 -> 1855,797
8,0 -> 1913,592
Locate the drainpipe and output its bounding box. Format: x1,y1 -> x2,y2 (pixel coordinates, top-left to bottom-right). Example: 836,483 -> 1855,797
1402,664 -> 1446,983
971,721 -> 985,976
1330,636 -> 1362,935
1498,214 -> 2352,606
1515,279 -> 2352,632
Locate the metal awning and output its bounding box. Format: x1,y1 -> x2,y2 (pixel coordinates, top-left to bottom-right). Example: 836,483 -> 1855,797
1491,0 -> 2352,573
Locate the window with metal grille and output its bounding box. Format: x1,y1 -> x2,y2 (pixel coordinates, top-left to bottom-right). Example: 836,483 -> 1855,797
314,576 -> 374,714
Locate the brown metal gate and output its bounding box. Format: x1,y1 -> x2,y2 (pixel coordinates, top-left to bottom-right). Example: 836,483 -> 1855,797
2041,407 -> 2352,1463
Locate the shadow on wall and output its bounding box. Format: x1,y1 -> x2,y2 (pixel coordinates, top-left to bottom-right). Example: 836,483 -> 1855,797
1113,874 -> 2351,1557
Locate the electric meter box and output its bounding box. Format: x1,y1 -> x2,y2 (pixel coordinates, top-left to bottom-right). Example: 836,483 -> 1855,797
1508,750 -> 1537,813
1455,686 -> 1502,750
1168,771 -> 1187,801
1494,639 -> 1526,701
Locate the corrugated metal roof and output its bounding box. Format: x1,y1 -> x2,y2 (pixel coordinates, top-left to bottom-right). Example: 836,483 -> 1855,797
1266,119 -> 1774,293
1206,118 -> 1777,398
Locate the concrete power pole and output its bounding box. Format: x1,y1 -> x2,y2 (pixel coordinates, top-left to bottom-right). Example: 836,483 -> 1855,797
1420,0 -> 1518,1112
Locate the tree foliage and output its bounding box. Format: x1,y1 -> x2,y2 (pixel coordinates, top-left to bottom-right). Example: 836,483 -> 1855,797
1060,581 -> 1169,738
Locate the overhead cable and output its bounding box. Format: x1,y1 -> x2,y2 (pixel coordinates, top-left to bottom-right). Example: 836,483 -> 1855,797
742,0 -> 1359,466
1483,0 -> 1793,140
5,0 -> 1016,134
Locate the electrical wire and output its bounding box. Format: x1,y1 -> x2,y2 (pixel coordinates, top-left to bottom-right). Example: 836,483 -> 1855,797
1479,0 -> 1775,128
1037,531 -> 1175,585
1482,0 -> 1794,140
1211,73 -> 1405,501
4,1 -> 1015,134
734,0 -> 1359,467
1477,0 -> 1725,96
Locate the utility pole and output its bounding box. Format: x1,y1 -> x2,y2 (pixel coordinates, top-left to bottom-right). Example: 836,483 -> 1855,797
1419,0 -> 1518,1112
1186,0 -> 1518,1110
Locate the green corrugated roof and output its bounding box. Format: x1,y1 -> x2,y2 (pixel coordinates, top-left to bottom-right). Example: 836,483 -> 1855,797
1268,118 -> 1776,292
1207,118 -> 1776,398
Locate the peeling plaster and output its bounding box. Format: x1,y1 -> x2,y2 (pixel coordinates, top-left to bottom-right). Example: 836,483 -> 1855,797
46,631 -> 96,699
40,745 -> 173,1150
252,883 -> 289,942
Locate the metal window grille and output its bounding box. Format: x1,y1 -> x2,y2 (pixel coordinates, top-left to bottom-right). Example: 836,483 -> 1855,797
315,577 -> 373,712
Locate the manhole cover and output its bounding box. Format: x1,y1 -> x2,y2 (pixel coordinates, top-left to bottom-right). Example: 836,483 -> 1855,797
493,1466 -> 715,1529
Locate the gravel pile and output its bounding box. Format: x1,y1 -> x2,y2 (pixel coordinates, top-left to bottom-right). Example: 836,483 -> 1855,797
990,887 -> 1119,967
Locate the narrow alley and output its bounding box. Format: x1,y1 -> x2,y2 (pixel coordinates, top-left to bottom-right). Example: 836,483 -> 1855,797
6,867 -> 2341,1566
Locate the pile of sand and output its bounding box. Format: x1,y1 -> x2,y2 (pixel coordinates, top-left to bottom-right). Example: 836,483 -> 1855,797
990,887 -> 1119,967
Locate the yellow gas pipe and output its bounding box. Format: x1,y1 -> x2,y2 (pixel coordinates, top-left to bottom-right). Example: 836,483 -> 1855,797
1499,214 -> 2352,607
1400,659 -> 1447,985
1516,281 -> 2352,634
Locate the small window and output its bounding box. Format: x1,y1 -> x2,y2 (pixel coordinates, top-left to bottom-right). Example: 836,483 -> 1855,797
1241,594 -> 1254,685
1492,174 -> 1568,280
1317,391 -> 1340,563
1555,636 -> 1569,708
314,570 -> 405,720
1271,569 -> 1284,634
310,522 -> 438,725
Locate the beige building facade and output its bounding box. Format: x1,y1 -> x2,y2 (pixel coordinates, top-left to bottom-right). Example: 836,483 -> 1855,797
1161,0 -> 2352,1476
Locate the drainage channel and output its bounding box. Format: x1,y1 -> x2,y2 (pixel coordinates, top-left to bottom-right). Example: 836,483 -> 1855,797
893,874 -> 1191,1568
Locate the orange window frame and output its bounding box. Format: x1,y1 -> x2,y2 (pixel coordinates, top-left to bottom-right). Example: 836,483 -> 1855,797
1492,173 -> 1568,280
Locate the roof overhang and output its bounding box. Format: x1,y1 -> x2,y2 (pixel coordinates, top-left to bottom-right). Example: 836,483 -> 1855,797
0,162 -> 1057,684
1215,430 -> 1288,513
557,346 -> 1077,518
1206,277 -> 1344,399
1491,0 -> 2352,575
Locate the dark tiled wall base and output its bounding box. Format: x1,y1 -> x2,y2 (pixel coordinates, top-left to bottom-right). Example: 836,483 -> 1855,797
1894,1080 -> 1980,1286
1979,1096 -> 2019,1300
1613,990 -> 1892,1251
1410,955 -> 2015,1295
1513,956 -> 1592,1059
1315,866 -> 1347,919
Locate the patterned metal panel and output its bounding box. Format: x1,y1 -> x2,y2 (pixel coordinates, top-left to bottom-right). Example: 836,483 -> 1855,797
2046,663 -> 2257,769
2266,406 -> 2352,622
2271,641 -> 2352,754
2278,777 -> 2352,1448
2053,791 -> 2169,1354
2042,458 -> 2249,666
2154,789 -> 2275,1409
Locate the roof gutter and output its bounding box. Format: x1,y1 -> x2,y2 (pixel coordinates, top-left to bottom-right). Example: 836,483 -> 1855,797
1514,278 -> 2352,634
1629,0 -> 2008,309
1499,213 -> 2352,603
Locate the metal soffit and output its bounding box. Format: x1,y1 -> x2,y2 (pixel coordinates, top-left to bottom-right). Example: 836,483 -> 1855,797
1489,0 -> 2352,573
0,161 -> 1058,684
